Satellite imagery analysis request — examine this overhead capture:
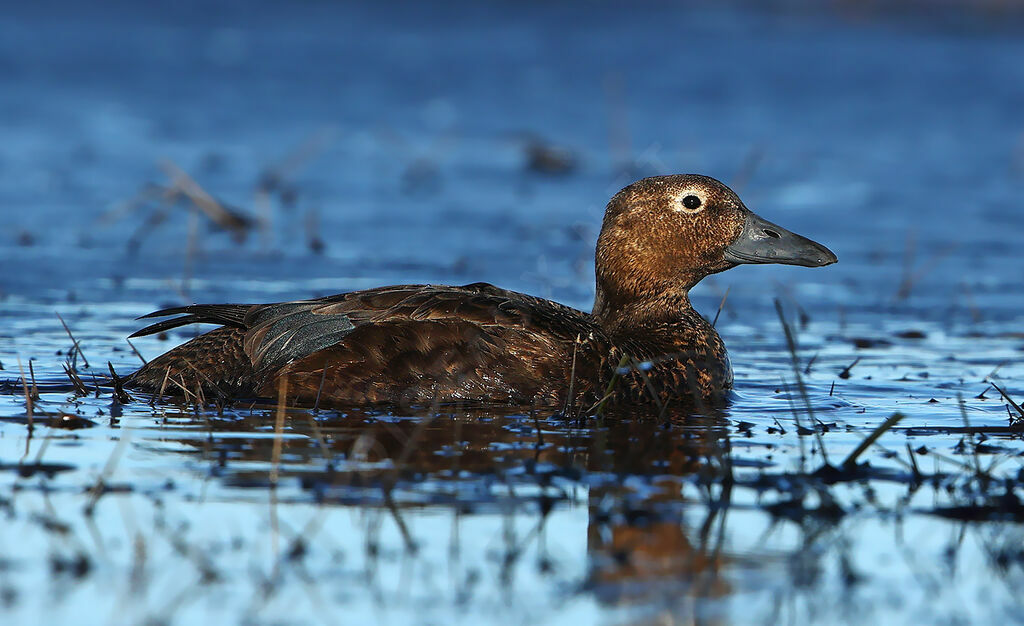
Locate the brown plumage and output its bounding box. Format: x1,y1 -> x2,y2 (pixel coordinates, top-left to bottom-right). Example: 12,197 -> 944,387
126,174 -> 836,409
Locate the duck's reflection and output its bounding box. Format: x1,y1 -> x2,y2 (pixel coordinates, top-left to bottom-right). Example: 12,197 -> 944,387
154,403 -> 737,607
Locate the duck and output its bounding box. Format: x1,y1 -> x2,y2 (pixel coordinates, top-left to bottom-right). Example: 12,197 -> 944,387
125,174 -> 836,410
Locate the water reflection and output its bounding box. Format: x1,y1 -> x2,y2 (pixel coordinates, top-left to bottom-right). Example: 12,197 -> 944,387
108,398 -> 1019,622
3,378 -> 1024,623
141,405 -> 775,613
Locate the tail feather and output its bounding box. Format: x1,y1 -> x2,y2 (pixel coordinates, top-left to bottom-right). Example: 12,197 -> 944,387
130,303 -> 253,338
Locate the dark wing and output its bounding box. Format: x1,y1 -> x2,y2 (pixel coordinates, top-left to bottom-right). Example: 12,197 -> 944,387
241,282 -> 599,374
250,282 -> 604,404
131,282 -> 602,383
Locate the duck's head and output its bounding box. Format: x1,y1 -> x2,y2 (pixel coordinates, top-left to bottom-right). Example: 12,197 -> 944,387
594,174 -> 836,320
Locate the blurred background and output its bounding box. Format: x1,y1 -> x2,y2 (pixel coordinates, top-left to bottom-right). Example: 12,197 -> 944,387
2,0 -> 1023,320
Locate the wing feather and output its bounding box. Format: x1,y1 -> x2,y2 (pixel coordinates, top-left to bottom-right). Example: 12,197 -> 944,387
135,283 -> 600,380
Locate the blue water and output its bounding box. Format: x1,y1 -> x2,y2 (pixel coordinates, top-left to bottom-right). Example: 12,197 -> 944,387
2,2 -> 1024,624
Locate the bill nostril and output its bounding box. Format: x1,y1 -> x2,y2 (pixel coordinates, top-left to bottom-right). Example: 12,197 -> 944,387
763,229 -> 781,239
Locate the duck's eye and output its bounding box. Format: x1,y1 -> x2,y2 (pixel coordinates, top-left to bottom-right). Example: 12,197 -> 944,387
681,194 -> 702,211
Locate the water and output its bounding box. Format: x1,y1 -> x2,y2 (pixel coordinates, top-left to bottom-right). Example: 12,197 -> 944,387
2,1 -> 1024,624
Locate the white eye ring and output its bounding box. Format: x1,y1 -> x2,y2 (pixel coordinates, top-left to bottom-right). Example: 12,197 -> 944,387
677,193 -> 704,213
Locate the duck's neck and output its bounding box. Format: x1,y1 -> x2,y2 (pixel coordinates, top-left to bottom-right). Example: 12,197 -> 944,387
591,226 -> 709,334
592,282 -> 701,336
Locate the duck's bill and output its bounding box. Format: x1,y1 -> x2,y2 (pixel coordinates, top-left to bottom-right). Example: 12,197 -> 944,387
724,211 -> 838,268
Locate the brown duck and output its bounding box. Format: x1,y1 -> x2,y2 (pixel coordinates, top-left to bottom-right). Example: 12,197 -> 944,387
126,175 -> 836,409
